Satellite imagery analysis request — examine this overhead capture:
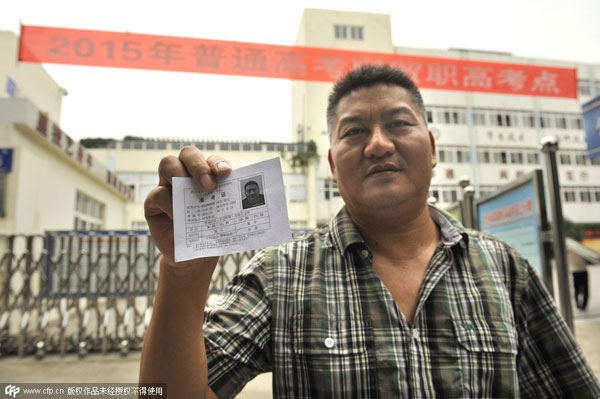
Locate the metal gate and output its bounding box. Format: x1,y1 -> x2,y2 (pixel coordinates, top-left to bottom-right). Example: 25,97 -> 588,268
0,231 -> 254,358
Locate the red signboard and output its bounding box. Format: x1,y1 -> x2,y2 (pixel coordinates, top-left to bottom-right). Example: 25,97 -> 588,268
19,25 -> 577,98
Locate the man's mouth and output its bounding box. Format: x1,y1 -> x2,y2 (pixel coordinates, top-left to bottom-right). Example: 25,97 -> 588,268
366,163 -> 402,177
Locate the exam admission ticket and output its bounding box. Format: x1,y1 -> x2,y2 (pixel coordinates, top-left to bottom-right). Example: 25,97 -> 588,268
172,158 -> 292,262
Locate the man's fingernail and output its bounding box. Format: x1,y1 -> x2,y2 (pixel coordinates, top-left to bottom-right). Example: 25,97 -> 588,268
217,161 -> 231,171
200,174 -> 214,189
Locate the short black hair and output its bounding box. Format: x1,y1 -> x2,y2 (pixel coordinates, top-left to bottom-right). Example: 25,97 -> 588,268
326,64 -> 427,134
244,181 -> 259,191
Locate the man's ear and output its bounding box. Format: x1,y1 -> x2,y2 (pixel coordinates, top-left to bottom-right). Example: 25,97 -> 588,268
328,149 -> 337,183
429,130 -> 437,169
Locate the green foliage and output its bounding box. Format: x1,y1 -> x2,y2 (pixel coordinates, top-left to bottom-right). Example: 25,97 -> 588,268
563,219 -> 585,241
289,140 -> 318,169
123,135 -> 147,141
79,137 -> 116,148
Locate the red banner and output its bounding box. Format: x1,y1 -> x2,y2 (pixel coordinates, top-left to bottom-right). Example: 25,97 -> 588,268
19,25 -> 577,98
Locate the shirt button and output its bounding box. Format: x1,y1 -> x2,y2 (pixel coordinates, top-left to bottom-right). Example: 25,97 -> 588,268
324,337 -> 335,349
412,329 -> 419,340
361,249 -> 369,259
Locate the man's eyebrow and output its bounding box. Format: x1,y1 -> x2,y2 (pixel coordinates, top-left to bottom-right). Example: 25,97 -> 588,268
383,106 -> 419,119
337,115 -> 364,127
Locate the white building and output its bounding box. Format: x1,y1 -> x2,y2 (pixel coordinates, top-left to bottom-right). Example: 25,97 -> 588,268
292,8 -> 600,226
0,31 -> 132,234
3,8 -> 600,233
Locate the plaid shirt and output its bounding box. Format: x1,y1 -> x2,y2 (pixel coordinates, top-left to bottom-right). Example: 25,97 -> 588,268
204,207 -> 600,398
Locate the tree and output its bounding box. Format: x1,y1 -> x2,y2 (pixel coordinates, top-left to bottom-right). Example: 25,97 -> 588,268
79,137 -> 115,149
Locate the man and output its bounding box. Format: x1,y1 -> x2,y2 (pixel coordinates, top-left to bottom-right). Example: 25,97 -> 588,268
241,180 -> 265,209
140,65 -> 600,398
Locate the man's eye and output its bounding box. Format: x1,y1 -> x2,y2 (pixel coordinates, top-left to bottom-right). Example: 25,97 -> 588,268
389,120 -> 410,129
344,128 -> 364,137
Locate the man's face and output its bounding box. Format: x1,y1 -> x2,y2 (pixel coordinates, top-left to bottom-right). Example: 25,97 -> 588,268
328,83 -> 436,214
245,183 -> 260,201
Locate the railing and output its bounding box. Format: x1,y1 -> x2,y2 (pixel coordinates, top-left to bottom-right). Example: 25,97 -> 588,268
0,232 -> 254,359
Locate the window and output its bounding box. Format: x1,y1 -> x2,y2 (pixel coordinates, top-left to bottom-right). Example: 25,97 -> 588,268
231,143 -> 240,151
253,143 -> 262,151
426,110 -> 433,124
443,190 -> 451,203
472,112 -> 486,125
493,113 -> 511,127
523,115 -> 536,128
74,191 -> 105,230
592,157 -> 600,166
563,191 -> 576,202
442,189 -> 458,203
332,182 -> 341,197
350,26 -> 363,40
555,116 -> 567,129
595,191 -> 600,202
457,150 -> 470,163
539,115 -> 551,129
478,150 -> 491,163
438,149 -> 454,163
575,154 -> 587,165
510,152 -> 523,164
493,151 -> 508,164
243,143 -> 252,151
334,25 -> 347,39
578,80 -> 591,96
284,174 -> 307,202
335,25 -> 363,40
322,179 -> 331,200
527,153 -> 539,164
580,190 -> 592,202
220,143 -> 230,151
559,154 -> 571,165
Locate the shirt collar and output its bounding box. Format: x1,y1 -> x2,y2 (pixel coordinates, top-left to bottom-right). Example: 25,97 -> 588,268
329,207 -> 366,257
329,205 -> 467,256
427,206 -> 467,247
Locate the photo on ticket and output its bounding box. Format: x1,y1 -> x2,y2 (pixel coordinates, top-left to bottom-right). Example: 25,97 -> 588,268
240,174 -> 266,210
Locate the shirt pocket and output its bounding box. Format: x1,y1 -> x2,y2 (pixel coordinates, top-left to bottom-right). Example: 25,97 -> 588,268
452,319 -> 519,398
286,314 -> 376,398
290,314 -> 372,355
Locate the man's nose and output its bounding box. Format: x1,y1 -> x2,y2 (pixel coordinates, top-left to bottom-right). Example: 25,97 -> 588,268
364,125 -> 395,158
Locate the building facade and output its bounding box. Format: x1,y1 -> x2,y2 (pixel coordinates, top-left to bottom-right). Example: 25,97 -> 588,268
88,141 -> 312,230
3,8 -> 600,234
0,31 -> 132,235
292,8 -> 600,226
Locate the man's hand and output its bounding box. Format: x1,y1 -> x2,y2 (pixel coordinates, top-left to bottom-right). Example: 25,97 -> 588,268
140,146 -> 231,399
144,146 -> 232,266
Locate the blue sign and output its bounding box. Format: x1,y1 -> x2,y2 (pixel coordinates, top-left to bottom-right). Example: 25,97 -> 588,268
5,76 -> 17,98
0,148 -> 13,173
477,174 -> 544,278
582,95 -> 600,160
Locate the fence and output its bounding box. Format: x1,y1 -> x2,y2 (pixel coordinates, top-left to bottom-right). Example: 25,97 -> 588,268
0,231 -> 254,359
